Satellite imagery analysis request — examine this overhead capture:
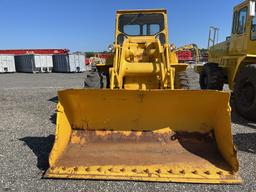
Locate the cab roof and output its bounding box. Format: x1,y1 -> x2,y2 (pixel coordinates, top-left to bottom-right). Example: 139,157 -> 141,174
116,9 -> 167,15
234,0 -> 253,10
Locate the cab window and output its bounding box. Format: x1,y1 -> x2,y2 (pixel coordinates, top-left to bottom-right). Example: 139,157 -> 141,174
238,7 -> 248,34
123,25 -> 140,36
251,14 -> 256,40
232,11 -> 238,34
119,13 -> 164,36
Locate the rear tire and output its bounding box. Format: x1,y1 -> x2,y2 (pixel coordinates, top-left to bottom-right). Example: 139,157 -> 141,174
199,63 -> 224,90
234,64 -> 256,121
174,71 -> 190,89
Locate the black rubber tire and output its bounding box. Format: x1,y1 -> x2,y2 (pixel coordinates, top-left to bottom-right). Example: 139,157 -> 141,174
84,69 -> 109,89
234,64 -> 256,121
199,70 -> 207,89
199,63 -> 224,90
99,72 -> 109,88
174,71 -> 190,89
84,71 -> 101,88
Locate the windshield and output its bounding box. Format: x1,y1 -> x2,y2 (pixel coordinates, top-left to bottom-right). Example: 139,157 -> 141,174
118,13 -> 164,36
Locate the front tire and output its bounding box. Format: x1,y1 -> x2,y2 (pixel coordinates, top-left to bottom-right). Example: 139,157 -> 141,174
234,64 -> 256,121
99,72 -> 109,88
84,71 -> 101,88
199,63 -> 224,90
84,67 -> 110,89
174,71 -> 190,89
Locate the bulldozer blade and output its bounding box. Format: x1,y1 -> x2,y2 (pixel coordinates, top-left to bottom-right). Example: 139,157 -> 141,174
45,89 -> 242,184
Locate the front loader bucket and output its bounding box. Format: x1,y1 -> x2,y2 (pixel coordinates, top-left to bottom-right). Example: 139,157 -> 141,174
45,89 -> 241,184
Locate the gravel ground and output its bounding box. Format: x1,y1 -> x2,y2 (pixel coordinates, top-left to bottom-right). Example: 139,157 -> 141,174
0,69 -> 255,192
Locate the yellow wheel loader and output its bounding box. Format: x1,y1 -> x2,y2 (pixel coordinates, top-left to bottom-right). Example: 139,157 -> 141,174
195,0 -> 256,121
46,9 -> 241,184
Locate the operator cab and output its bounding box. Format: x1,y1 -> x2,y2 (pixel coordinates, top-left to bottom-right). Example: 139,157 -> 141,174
230,0 -> 256,54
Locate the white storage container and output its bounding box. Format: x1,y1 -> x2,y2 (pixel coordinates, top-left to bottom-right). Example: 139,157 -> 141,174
0,55 -> 16,73
15,54 -> 53,73
53,54 -> 86,72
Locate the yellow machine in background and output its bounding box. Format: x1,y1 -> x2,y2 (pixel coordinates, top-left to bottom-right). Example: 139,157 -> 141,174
175,44 -> 200,64
45,9 -> 241,184
195,0 -> 256,121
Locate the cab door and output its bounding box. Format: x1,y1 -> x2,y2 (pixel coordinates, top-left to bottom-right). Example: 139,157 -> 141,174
229,6 -> 248,55
247,9 -> 256,55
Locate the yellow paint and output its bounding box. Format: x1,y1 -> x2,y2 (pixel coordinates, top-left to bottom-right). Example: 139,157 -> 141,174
46,89 -> 241,184
153,127 -> 172,134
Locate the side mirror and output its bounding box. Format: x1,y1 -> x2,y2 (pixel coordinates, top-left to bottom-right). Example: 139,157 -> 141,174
226,36 -> 231,41
249,1 -> 255,17
108,44 -> 114,52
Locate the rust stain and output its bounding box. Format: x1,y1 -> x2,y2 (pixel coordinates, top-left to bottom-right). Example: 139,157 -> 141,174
54,129 -> 232,176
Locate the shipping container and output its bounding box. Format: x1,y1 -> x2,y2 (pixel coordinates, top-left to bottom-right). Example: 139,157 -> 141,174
0,55 -> 16,73
53,54 -> 86,72
15,55 -> 53,73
